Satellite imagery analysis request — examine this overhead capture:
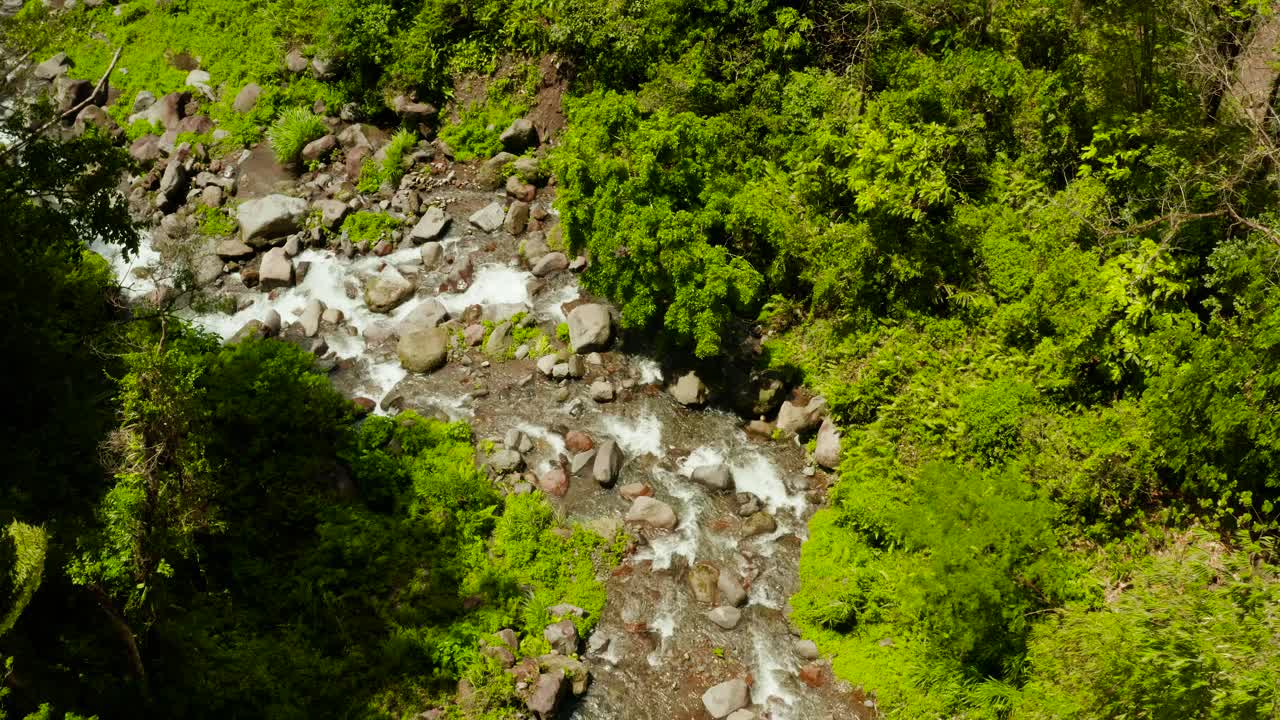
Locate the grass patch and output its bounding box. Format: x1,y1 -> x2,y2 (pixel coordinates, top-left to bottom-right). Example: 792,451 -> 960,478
267,107 -> 327,164
340,211 -> 400,248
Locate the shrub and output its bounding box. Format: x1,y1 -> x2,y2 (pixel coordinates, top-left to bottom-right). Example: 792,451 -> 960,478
267,108 -> 327,165
340,211 -> 400,247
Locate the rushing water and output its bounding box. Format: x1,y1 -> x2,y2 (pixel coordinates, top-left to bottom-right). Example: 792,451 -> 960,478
95,195 -> 866,719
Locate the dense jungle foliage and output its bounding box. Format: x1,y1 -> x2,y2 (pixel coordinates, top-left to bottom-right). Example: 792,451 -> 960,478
5,0 -> 1280,717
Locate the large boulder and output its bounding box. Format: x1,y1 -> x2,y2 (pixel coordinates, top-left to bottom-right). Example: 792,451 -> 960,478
776,396 -> 828,435
258,247 -> 294,291
155,155 -> 188,212
300,299 -> 324,337
232,83 -> 261,113
468,202 -> 506,233
592,440 -> 623,487
538,654 -> 590,695
398,299 -> 448,334
313,198 -> 350,231
410,205 -> 450,243
500,118 -> 538,153
707,606 -> 742,630
688,563 -> 720,604
365,266 -> 414,313
532,252 -> 568,278
526,673 -> 567,719
567,304 -> 612,353
691,464 -> 733,492
543,618 -> 578,656
701,679 -> 750,719
671,371 -> 709,406
215,238 -> 254,260
237,194 -> 308,247
476,151 -> 516,191
813,418 -> 841,469
398,327 -> 449,372
717,569 -> 748,608
626,496 -> 677,530
33,52 -> 72,81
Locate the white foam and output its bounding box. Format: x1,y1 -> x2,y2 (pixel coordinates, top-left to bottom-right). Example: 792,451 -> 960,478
540,284 -> 579,323
92,231 -> 162,299
642,470 -> 705,570
750,625 -> 800,717
646,594 -> 680,667
678,446 -> 726,475
599,413 -> 664,458
437,264 -> 533,316
515,423 -> 568,473
728,451 -> 806,516
633,357 -> 664,384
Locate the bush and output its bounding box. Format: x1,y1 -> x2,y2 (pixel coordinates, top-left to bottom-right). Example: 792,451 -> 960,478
340,211 -> 400,247
267,108 -> 327,165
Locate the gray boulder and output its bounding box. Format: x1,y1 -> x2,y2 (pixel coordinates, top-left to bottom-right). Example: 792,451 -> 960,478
526,673 -> 567,719
567,304 -> 611,353
155,156 -> 188,212
238,194 -> 308,246
232,83 -> 261,113
532,251 -> 568,277
313,198 -> 349,230
365,266 -> 413,313
499,118 -> 537,153
707,606 -> 742,630
717,569 -> 748,608
410,205 -> 450,243
813,417 -> 841,469
485,321 -> 513,356
468,201 -> 506,233
258,247 -> 294,291
300,134 -> 336,163
589,381 -> 615,402
488,449 -> 523,473
742,512 -> 777,538
300,299 -> 324,337
793,639 -> 820,660
398,327 -> 449,372
626,496 -> 677,530
701,679 -> 750,719
776,396 -> 828,435
592,440 -> 623,487
504,200 -> 530,235
215,238 -> 254,260
543,618 -> 578,656
33,52 -> 71,81
420,242 -> 443,268
691,464 -> 733,492
671,371 -> 709,406
399,299 -> 448,334
477,151 -> 516,190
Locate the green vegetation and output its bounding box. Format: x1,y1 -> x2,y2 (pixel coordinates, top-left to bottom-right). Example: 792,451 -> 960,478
194,205 -> 237,237
268,107 -> 328,164
340,210 -> 401,247
8,0 -> 1280,717
357,127 -> 419,192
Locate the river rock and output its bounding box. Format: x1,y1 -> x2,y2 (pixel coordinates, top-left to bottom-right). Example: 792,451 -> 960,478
410,205 -> 450,243
813,418 -> 841,468
398,327 -> 449,372
543,618 -> 578,655
300,299 -> 324,337
488,449 -> 524,474
619,483 -> 652,500
399,299 -> 448,334
536,354 -> 558,376
526,673 -> 567,719
736,493 -> 763,517
505,200 -> 530,235
477,151 -> 516,190
468,202 -> 506,233
521,232 -> 550,262
238,194 -> 308,246
589,380 -> 615,402
564,431 -> 593,452
506,175 -> 537,202
592,440 -> 623,487
539,467 -> 569,497
499,118 -> 537,153
301,134 -> 336,163
539,654 -> 590,695
691,464 -> 733,492
569,450 -> 596,476
258,247 -> 294,290
155,155 -> 187,212
482,644 -> 516,668
485,321 -> 513,356
702,679 -> 750,719
742,512 -> 777,538
33,52 -> 71,81
129,134 -> 162,164
707,606 -> 742,630
567,304 -> 612,353
718,569 -> 748,608
420,242 -> 443,268
532,251 -> 568,278
232,83 -> 260,113
794,639 -> 820,660
566,355 -> 587,378
314,198 -> 350,230
726,711 -> 756,720
688,563 -> 720,604
365,266 -> 413,312
626,496 -> 677,530
215,238 -> 254,260
776,396 -> 828,435
504,430 -> 534,453
671,371 -> 709,406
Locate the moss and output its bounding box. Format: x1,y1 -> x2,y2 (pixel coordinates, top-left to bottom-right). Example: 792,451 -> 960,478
195,206 -> 237,237
340,211 -> 399,246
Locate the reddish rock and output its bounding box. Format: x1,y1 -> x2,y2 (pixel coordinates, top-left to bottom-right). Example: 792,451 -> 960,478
538,468 -> 569,497
351,397 -> 376,415
799,663 -> 827,688
564,430 -> 594,453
